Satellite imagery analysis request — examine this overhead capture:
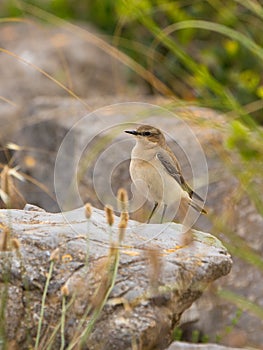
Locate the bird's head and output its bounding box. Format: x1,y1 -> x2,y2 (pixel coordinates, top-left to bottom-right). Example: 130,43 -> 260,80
125,125 -> 166,147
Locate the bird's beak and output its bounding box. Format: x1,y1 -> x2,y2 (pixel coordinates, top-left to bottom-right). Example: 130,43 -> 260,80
125,130 -> 138,135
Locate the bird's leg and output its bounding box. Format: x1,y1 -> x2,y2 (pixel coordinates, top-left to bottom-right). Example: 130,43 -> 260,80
147,202 -> 158,223
161,204 -> 167,224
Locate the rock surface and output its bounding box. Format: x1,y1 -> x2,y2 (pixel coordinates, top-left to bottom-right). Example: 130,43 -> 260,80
0,204 -> 231,350
167,342 -> 243,350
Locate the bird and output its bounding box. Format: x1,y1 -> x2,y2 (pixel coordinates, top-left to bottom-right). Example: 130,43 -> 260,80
125,125 -> 207,225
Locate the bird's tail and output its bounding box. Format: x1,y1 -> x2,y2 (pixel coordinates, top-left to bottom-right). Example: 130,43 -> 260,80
189,199 -> 208,214
182,183 -> 207,214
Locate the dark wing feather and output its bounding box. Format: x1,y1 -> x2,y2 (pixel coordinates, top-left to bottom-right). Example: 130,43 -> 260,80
156,150 -> 183,187
156,149 -> 205,202
188,185 -> 205,202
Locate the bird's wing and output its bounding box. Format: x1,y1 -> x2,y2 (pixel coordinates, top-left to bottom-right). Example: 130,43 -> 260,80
156,149 -> 184,187
156,149 -> 205,202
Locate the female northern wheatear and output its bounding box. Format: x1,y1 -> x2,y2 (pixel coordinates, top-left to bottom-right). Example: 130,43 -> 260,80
125,125 -> 207,223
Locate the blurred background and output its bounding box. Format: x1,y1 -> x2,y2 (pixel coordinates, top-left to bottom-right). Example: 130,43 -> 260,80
0,0 -> 263,348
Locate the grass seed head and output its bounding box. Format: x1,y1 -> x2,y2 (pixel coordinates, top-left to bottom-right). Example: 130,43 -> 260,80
84,203 -> 92,219
50,247 -> 60,262
11,238 -> 20,250
117,188 -> 128,211
61,284 -> 70,297
105,205 -> 114,226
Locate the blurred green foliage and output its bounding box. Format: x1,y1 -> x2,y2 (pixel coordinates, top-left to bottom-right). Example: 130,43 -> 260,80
227,120 -> 260,160
113,0 -> 263,123
2,0 -> 263,123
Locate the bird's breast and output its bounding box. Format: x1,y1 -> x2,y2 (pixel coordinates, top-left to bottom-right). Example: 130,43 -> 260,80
129,157 -> 186,205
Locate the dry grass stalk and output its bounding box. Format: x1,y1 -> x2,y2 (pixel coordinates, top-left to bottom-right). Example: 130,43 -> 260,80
146,247 -> 162,291
84,203 -> 92,266
60,284 -> 69,350
91,245 -> 118,310
0,226 -> 11,251
91,273 -> 111,311
80,244 -> 119,347
120,211 -> 129,224
0,165 -> 26,209
118,214 -> 128,243
66,244 -> 121,350
35,248 -> 59,350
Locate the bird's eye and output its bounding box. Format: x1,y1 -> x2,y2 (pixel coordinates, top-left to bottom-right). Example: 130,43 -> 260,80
142,131 -> 151,136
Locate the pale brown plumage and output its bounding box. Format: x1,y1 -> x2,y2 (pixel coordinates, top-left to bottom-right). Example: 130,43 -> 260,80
125,125 -> 207,223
